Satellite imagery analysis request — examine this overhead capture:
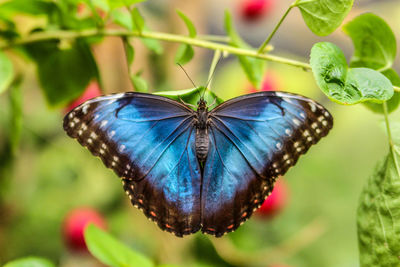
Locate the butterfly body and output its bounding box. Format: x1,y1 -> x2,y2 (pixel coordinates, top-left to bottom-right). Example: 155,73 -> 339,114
194,99 -> 210,163
64,91 -> 333,237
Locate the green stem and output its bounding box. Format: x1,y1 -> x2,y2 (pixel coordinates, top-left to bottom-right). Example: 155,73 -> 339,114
4,28 -> 399,94
257,2 -> 295,53
198,34 -> 231,43
0,29 -> 311,70
383,102 -> 400,175
206,50 -> 222,89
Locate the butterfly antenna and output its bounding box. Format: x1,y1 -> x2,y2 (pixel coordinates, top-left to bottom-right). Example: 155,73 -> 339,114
177,63 -> 202,100
203,54 -> 223,99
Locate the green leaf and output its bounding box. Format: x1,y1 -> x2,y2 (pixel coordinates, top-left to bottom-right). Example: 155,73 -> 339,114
155,87 -> 224,110
0,0 -> 56,17
343,13 -> 396,70
295,0 -> 354,36
91,0 -> 110,12
123,37 -> 135,66
4,257 -> 55,267
131,7 -> 145,32
364,69 -> 400,114
85,224 -> 154,267
9,77 -> 23,155
131,74 -> 148,92
357,140 -> 400,266
224,11 -> 265,89
134,8 -> 163,55
174,44 -> 194,65
111,9 -> 132,29
342,13 -> 399,113
0,50 -> 14,94
112,8 -> 163,55
174,10 -> 196,65
176,10 -> 196,38
26,40 -> 98,106
310,42 -> 393,105
109,0 -> 146,9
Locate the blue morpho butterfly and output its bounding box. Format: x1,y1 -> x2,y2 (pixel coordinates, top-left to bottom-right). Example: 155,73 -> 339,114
63,86 -> 333,237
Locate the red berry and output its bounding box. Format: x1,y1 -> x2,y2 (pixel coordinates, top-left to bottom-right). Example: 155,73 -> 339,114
62,207 -> 107,252
256,178 -> 288,218
65,81 -> 101,113
240,0 -> 274,21
247,71 -> 280,93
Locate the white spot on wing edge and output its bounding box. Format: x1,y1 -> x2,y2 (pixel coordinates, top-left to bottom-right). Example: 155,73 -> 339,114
292,118 -> 301,126
276,142 -> 282,150
101,120 -> 108,127
309,102 -> 317,112
311,122 -> 318,129
82,105 -> 89,114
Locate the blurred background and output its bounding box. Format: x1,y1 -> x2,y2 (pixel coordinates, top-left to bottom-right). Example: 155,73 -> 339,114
1,0 -> 400,266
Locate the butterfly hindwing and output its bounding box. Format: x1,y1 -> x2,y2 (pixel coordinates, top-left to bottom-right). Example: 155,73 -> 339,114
201,92 -> 333,236
63,93 -> 202,236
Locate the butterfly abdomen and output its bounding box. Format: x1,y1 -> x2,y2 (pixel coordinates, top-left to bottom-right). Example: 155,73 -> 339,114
195,102 -> 210,163
195,128 -> 209,163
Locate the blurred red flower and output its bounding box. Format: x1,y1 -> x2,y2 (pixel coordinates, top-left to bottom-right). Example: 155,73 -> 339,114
62,207 -> 107,252
240,0 -> 275,21
256,178 -> 288,218
248,71 -> 280,93
65,81 -> 101,113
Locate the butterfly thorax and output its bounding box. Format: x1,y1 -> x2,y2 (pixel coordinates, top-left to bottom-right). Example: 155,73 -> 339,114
195,99 -> 210,163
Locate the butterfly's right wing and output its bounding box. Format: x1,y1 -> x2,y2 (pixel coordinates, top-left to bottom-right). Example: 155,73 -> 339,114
63,92 -> 202,236
201,92 -> 333,237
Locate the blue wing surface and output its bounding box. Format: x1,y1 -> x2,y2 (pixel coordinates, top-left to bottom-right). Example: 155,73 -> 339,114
63,92 -> 202,236
201,92 -> 333,236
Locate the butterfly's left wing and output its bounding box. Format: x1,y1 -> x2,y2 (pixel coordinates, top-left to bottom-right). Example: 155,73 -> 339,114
201,92 -> 333,237
63,93 -> 202,236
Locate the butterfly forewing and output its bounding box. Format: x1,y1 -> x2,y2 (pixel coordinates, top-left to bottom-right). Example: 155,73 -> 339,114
63,93 -> 203,236
201,92 -> 333,236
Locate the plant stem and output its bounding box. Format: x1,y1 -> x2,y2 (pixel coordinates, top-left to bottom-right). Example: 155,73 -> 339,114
206,50 -> 222,89
3,28 -> 399,93
383,102 -> 400,175
0,29 -> 311,70
257,3 -> 295,54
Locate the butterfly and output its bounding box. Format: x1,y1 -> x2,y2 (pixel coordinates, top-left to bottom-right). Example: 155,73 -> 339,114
63,90 -> 333,237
